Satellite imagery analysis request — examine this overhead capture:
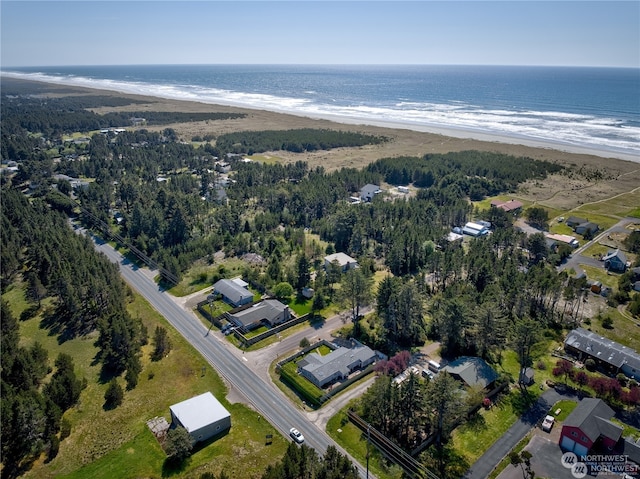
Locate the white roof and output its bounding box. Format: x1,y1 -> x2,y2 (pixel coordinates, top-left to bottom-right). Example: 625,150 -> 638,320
464,222 -> 486,231
324,252 -> 357,266
170,392 -> 230,432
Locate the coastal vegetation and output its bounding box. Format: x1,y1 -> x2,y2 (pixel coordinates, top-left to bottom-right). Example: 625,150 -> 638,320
2,79 -> 639,479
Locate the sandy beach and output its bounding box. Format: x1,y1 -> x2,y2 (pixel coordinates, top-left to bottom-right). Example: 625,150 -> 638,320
4,76 -> 640,210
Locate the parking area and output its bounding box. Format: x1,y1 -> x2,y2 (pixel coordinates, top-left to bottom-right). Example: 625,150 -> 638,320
496,434 -> 603,479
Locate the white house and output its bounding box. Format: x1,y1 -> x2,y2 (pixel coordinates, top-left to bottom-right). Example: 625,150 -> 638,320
324,252 -> 358,272
169,392 -> 231,443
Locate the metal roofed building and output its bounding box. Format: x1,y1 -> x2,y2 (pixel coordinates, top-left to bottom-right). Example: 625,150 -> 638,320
169,392 -> 231,443
298,342 -> 377,388
360,183 -> 382,202
228,299 -> 291,331
212,278 -> 254,307
564,328 -> 640,381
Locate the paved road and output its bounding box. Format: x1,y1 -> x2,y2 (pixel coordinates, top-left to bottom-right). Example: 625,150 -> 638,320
90,234 -> 372,478
464,388 -> 578,479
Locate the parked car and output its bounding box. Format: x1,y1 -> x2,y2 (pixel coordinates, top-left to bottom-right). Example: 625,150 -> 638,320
289,427 -> 304,444
541,415 -> 555,432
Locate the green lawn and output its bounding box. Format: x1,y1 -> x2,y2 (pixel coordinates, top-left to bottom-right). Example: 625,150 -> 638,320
453,394 -> 522,464
326,407 -> 403,479
579,264 -> 620,290
573,189 -> 640,220
550,399 -> 578,421
4,285 -> 288,479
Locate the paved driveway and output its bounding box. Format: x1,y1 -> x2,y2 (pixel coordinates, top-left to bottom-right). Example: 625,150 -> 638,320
464,388 -> 578,479
495,435 -> 598,479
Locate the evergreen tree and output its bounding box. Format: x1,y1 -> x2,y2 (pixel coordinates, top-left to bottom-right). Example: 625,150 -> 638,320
104,379 -> 123,409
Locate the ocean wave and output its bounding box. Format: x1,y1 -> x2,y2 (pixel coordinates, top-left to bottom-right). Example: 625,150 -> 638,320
3,70 -> 639,155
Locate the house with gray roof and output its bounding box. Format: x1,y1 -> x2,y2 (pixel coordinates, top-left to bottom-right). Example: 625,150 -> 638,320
360,184 -> 381,202
212,278 -> 254,307
228,299 -> 291,331
566,216 -> 588,228
603,249 -> 627,272
442,356 -> 498,389
170,392 -> 231,444
564,328 -> 640,381
574,221 -> 599,237
298,342 -> 377,388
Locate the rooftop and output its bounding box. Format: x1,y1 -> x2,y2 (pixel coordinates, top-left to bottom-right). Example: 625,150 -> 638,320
299,343 -> 376,383
564,328 -> 640,370
170,392 -> 230,433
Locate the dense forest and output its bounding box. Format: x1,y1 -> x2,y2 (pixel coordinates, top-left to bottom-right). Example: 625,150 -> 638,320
214,128 -> 388,154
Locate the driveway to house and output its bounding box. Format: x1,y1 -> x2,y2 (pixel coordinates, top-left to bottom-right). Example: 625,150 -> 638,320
558,216 -> 638,275
464,388 -> 579,479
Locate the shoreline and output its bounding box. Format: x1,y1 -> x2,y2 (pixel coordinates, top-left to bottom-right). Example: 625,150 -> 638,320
2,72 -> 638,164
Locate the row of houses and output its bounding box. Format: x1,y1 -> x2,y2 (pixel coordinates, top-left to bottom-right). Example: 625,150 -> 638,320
566,216 -> 600,237
564,328 -> 640,382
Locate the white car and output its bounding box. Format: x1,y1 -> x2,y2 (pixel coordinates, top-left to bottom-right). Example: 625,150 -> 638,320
289,427 -> 304,444
541,415 -> 555,432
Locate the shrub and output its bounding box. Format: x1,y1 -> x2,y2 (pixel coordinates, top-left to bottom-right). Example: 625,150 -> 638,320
601,316 -> 614,329
585,358 -> 596,371
299,337 -> 310,348
104,379 -> 123,409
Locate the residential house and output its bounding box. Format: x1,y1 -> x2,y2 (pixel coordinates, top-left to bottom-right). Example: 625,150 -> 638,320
575,222 -> 599,237
566,216 -> 588,228
559,398 -> 622,457
298,341 -> 377,388
603,249 -> 627,273
324,252 -> 358,272
170,392 -> 231,444
564,328 -> 640,381
360,184 -> 381,202
490,199 -> 523,213
212,278 -> 254,307
544,233 -> 579,248
442,356 -> 498,389
227,299 -> 291,332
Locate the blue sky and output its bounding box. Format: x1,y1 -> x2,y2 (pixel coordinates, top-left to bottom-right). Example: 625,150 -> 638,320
1,1 -> 638,68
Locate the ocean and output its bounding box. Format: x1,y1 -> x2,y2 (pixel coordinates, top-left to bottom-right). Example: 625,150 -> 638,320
2,64 -> 639,158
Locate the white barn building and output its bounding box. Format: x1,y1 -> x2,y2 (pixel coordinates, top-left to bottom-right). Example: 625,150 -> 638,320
169,392 -> 231,443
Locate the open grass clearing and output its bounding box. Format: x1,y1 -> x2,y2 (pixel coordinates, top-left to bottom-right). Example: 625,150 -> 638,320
170,258 -> 248,297
452,393 -> 522,465
573,188 -> 640,220
582,308 -> 640,349
4,285 -> 288,479
579,264 -> 620,290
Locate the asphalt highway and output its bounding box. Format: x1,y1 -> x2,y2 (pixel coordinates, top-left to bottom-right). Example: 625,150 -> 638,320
91,235 -> 372,478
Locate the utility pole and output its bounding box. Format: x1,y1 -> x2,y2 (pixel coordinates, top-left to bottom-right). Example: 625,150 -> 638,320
366,424 -> 370,479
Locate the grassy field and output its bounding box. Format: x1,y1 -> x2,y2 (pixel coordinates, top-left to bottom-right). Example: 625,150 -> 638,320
326,407 -> 403,479
572,188 -> 640,220
3,284 -> 288,479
